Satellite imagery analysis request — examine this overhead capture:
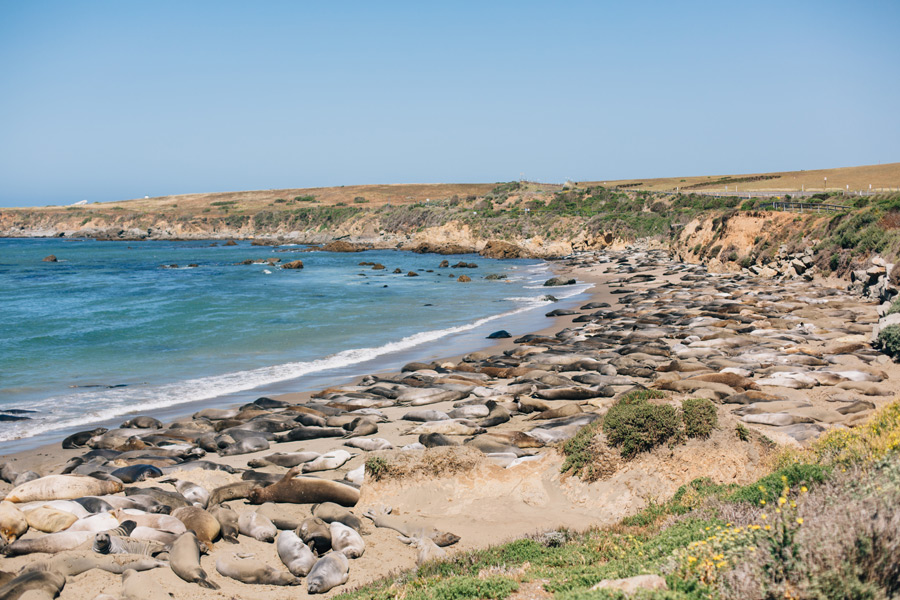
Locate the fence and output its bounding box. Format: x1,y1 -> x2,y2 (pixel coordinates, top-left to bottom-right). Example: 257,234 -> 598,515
756,201 -> 848,213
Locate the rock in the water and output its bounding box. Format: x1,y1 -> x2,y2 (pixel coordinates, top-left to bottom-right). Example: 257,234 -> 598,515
42,255 -> 58,262
282,260 -> 304,269
457,275 -> 471,282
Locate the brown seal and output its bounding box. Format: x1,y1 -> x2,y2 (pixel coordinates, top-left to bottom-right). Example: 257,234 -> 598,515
247,467 -> 359,507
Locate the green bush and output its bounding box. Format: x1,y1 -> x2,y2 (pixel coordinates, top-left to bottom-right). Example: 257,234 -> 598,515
726,462 -> 829,505
603,394 -> 680,459
877,324 -> 900,357
682,398 -> 717,439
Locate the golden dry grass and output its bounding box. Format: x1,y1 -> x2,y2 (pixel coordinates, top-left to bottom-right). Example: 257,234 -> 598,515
587,161 -> 900,194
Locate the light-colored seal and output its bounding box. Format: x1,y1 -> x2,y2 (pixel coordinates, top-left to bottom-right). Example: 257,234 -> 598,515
122,568 -> 174,600
170,531 -> 219,589
113,509 -> 186,535
330,521 -> 365,558
400,534 -> 447,566
93,532 -> 166,556
214,553 -> 301,585
172,506 -> 220,547
276,530 -> 317,576
4,475 -> 123,503
306,552 -> 350,594
23,506 -> 77,533
1,530 -> 93,556
301,450 -> 352,473
344,437 -> 393,451
238,510 -> 277,542
247,451 -> 320,469
0,570 -> 66,600
162,479 -> 209,508
0,501 -> 28,541
120,416 -> 163,429
247,467 -> 359,507
364,506 -> 460,547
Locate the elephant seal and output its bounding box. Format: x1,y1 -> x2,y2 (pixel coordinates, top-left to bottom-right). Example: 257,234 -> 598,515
215,553 -> 301,585
312,502 -> 364,532
123,486 -> 190,509
400,534 -> 447,566
301,450 -> 352,473
61,427 -> 108,449
418,433 -> 458,447
110,464 -> 163,484
207,504 -> 239,543
247,467 -> 359,507
120,416 -> 163,429
23,506 -> 78,533
307,552 -> 350,594
247,451 -> 320,469
342,418 -> 378,438
93,531 -> 165,556
73,496 -> 114,513
330,521 -> 365,558
364,506 -> 460,547
0,570 -> 66,600
207,482 -> 260,507
162,479 -> 209,508
113,509 -> 186,535
238,510 -> 277,542
478,400 -> 511,427
217,436 -> 269,456
298,516 -> 332,554
0,501 -> 28,541
66,512 -> 120,532
344,437 -> 393,451
1,530 -> 93,556
274,426 -> 346,443
277,530 -> 317,576
170,531 -> 219,589
5,475 -> 123,503
404,419 -> 484,436
172,506 -> 220,547
401,410 -> 449,422
526,403 -> 583,420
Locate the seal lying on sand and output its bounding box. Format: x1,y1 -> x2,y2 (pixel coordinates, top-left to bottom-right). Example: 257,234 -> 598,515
215,553 -> 301,585
364,505 -> 460,546
247,467 -> 359,507
4,475 -> 123,503
170,531 -> 219,589
277,530 -> 317,576
307,552 -> 350,594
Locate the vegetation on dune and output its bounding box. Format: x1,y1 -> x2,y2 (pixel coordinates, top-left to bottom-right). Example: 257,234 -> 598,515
336,401 -> 900,600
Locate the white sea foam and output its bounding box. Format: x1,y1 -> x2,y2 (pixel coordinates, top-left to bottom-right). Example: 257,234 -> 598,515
0,286 -> 591,444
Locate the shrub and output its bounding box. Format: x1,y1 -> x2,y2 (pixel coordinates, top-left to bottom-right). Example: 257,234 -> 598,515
353,196 -> 368,204
365,456 -> 390,481
682,398 -> 717,439
603,394 -> 680,459
876,324 -> 900,357
294,195 -> 317,202
738,256 -> 754,269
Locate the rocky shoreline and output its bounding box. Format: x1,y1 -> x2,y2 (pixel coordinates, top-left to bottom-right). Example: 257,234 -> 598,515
0,247 -> 895,599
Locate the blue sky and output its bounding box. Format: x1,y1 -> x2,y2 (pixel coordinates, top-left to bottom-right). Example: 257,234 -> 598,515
1,1 -> 898,206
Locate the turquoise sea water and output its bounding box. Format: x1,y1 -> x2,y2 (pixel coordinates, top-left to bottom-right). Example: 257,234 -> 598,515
0,238 -> 590,452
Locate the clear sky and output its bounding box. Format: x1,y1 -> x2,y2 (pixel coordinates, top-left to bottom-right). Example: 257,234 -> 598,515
1,1 -> 898,206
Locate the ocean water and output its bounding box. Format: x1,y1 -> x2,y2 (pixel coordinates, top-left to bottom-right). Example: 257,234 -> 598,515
0,238 -> 591,452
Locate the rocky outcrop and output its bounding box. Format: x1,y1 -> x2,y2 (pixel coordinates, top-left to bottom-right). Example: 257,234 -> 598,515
409,242 -> 475,255
42,255 -> 57,262
281,260 -> 304,269
321,240 -> 369,252
479,240 -> 526,259
742,245 -> 817,280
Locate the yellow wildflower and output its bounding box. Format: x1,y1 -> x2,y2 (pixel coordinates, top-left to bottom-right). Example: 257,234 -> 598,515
688,556 -> 697,563
778,497 -> 787,505
761,513 -> 767,520
764,525 -> 771,530
760,499 -> 766,505
796,518 -> 804,525
800,486 -> 808,493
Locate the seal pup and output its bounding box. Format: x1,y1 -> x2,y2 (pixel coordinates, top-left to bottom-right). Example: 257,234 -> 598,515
312,502 -> 364,531
110,464 -> 163,483
400,534 -> 447,566
207,504 -> 239,543
330,521 -> 365,558
1,530 -> 94,556
307,552 -> 350,594
120,416 -> 163,429
276,530 -> 317,576
215,553 -> 301,585
160,478 -> 209,508
93,531 -> 165,556
247,467 -> 359,507
170,530 -> 219,589
298,517 -> 332,554
478,400 -> 511,427
61,427 -> 108,449
122,568 -> 173,600
238,510 -> 277,542
22,506 -> 77,533
344,437 -> 393,451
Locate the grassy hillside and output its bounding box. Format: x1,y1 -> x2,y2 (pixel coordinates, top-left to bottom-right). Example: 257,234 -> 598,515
335,401 -> 900,600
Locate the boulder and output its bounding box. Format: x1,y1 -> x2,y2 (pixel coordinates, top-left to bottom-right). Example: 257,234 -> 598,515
406,271 -> 419,277
282,260 -> 304,269
438,260 -> 449,268
480,240 -> 527,259
457,275 -> 471,282
42,255 -> 58,262
410,242 -> 474,255
372,264 -> 385,270
224,240 -> 238,246
322,240 -> 366,252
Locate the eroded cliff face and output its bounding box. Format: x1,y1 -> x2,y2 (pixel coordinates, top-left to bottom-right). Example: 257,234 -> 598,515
0,208 -> 633,259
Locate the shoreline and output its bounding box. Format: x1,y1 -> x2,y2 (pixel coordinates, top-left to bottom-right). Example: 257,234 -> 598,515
0,246 -> 894,599
0,256 -> 600,464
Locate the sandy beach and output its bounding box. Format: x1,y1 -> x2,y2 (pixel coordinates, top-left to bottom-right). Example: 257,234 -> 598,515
0,246 -> 895,600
